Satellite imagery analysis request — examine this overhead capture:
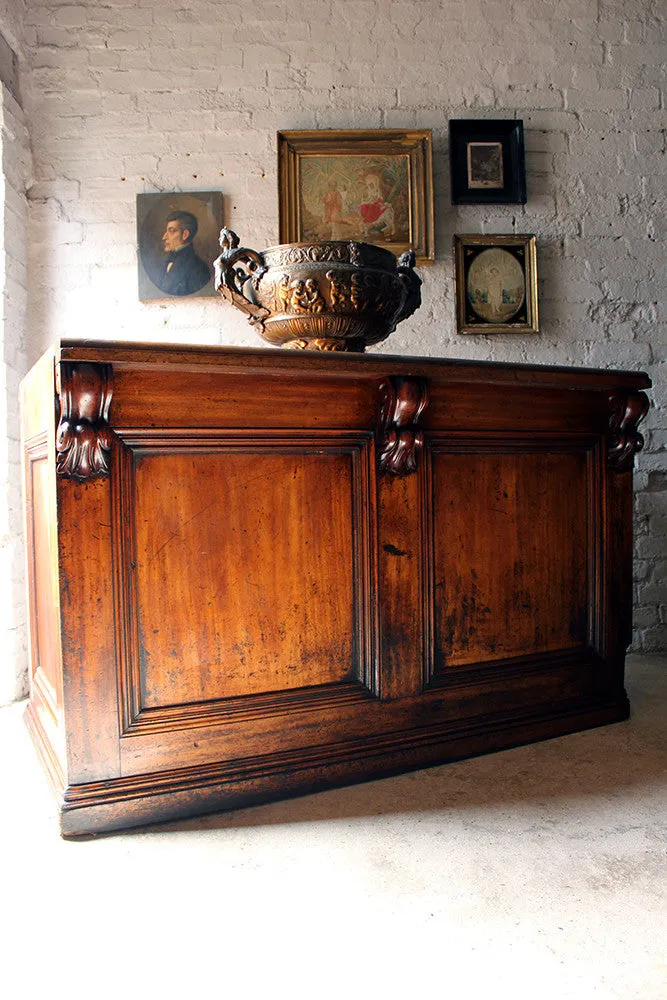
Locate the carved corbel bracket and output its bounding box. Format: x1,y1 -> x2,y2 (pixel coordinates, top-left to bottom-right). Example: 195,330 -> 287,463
56,362 -> 114,480
377,376 -> 430,476
607,390 -> 649,473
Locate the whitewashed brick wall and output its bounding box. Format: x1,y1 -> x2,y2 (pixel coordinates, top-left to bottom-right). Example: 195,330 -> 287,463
3,0 -> 664,699
0,16 -> 31,703
0,0 -> 25,56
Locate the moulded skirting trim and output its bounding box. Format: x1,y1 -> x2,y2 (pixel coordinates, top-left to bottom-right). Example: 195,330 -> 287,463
58,691 -> 630,837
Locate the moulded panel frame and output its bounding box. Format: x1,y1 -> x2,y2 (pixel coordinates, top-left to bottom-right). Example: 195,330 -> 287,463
22,431 -> 67,784
421,432 -> 606,691
112,428 -> 380,740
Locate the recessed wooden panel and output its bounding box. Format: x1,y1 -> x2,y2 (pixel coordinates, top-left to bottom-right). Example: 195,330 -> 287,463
111,370 -> 375,431
29,455 -> 61,713
424,385 -> 606,434
431,447 -> 590,670
131,447 -> 359,708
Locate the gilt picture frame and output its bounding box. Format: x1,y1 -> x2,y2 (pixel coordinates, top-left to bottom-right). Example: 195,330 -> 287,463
454,234 -> 539,334
449,120 -> 526,205
278,129 -> 435,265
136,191 -> 223,301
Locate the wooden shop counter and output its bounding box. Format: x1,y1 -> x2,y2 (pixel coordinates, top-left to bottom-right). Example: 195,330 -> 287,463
20,340 -> 650,836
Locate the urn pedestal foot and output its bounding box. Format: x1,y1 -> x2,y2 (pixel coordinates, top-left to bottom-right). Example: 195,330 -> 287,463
283,337 -> 367,353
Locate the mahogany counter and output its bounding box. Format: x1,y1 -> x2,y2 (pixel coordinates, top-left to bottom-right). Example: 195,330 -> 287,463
20,340 -> 650,836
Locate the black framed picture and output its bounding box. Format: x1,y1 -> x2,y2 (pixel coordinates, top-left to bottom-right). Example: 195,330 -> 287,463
137,191 -> 223,300
449,120 -> 526,205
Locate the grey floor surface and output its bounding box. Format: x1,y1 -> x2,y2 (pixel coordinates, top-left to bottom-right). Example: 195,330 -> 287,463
1,655 -> 665,1000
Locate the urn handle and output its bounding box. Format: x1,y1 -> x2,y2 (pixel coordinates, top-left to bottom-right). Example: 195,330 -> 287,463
394,250 -> 422,326
214,228 -> 271,329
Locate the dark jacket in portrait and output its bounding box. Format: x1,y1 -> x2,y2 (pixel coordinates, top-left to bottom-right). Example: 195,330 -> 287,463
158,243 -> 211,296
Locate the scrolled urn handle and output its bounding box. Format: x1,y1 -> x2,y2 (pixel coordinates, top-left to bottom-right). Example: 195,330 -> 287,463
394,250 -> 422,326
214,228 -> 271,330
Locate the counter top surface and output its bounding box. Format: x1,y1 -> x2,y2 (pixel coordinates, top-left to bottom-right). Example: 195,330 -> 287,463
50,338 -> 651,391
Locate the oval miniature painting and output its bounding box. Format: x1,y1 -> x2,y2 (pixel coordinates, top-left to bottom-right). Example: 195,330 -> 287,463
467,247 -> 525,323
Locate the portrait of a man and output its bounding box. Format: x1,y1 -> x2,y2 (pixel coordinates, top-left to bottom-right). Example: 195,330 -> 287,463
137,192 -> 223,301
158,211 -> 211,296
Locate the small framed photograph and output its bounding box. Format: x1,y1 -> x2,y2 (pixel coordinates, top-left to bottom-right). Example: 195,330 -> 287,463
454,234 -> 539,334
137,191 -> 223,300
278,129 -> 434,264
449,120 -> 526,205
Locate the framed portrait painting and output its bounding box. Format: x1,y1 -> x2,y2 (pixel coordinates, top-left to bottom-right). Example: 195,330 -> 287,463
278,129 -> 434,264
449,120 -> 526,205
137,191 -> 223,300
454,234 -> 539,334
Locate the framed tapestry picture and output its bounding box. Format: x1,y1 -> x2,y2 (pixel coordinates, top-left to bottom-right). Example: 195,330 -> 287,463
137,191 -> 223,300
277,129 -> 435,264
449,120 -> 526,205
454,234 -> 539,334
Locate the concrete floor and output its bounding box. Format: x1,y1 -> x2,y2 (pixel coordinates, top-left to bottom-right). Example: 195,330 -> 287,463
1,656 -> 665,1000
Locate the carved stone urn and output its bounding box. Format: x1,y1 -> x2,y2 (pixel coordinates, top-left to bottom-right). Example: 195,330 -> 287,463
214,228 -> 422,352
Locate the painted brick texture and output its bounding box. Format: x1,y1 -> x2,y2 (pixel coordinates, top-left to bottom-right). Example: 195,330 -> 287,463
0,82 -> 30,704
3,0 -> 665,698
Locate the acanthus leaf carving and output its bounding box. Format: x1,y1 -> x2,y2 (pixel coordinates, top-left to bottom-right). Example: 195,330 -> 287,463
607,390 -> 649,472
378,376 -> 430,477
56,363 -> 114,481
